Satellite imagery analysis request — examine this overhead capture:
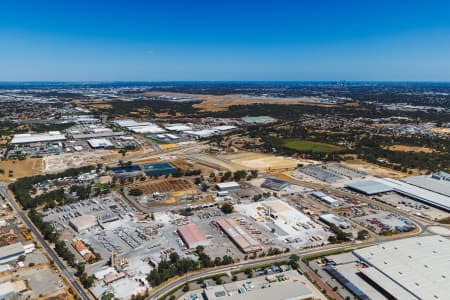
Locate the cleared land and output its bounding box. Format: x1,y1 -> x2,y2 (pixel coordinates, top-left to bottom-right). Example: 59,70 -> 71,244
144,91 -> 348,112
282,140 -> 345,153
134,178 -> 197,195
341,159 -> 406,178
384,145 -> 435,153
219,152 -> 301,171
0,158 -> 43,181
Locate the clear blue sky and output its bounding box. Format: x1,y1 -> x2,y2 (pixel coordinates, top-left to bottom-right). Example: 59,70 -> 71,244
1,0 -> 450,81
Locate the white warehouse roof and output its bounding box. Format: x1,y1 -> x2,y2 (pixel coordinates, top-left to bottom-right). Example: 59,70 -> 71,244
354,235 -> 450,300
88,138 -> 114,148
10,132 -> 66,144
128,124 -> 165,134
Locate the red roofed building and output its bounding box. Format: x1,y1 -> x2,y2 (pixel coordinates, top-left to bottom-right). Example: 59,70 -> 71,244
177,223 -> 209,249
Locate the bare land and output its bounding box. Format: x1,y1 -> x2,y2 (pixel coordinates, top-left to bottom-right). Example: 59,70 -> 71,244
384,145 -> 435,153
0,158 -> 43,181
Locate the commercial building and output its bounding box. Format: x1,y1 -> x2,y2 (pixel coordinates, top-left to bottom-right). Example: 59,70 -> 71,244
319,213 -> 350,229
72,239 -> 96,261
10,131 -> 66,144
177,223 -> 209,249
353,235 -> 450,300
261,177 -> 291,191
87,138 -> 114,149
69,214 -> 97,232
216,182 -> 240,192
143,162 -> 177,177
216,218 -> 261,253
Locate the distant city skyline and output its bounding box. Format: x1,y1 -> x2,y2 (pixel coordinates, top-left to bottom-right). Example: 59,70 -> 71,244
1,0 -> 450,81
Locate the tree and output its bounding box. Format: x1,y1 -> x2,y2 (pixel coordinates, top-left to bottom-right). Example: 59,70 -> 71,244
220,202 -> 234,214
182,284 -> 190,292
357,229 -> 369,240
129,188 -> 143,196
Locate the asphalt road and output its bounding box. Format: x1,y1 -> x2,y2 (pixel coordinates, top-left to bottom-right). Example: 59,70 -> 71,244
0,183 -> 90,300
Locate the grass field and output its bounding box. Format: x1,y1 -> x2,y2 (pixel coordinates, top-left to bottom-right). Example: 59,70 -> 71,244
282,139 -> 344,153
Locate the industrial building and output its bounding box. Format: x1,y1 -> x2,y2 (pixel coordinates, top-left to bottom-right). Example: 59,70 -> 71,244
261,177 -> 291,191
311,191 -> 339,207
87,138 -> 114,149
403,173 -> 450,197
353,235 -> 450,300
184,129 -> 217,138
0,242 -> 34,264
10,131 -> 66,144
164,124 -> 192,132
349,178 -> 450,212
203,270 -> 316,300
346,180 -> 393,195
319,213 -> 350,229
177,223 -> 209,249
143,162 -> 177,177
69,214 -> 97,232
216,182 -> 240,192
216,218 -> 261,253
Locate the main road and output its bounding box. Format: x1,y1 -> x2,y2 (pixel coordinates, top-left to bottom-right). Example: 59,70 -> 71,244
0,183 -> 90,300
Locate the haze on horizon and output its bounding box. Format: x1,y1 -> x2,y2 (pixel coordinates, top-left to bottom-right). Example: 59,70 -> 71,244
1,0 -> 450,82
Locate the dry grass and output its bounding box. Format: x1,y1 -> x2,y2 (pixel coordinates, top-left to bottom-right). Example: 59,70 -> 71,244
384,145 -> 435,153
0,158 -> 43,181
342,159 -> 406,178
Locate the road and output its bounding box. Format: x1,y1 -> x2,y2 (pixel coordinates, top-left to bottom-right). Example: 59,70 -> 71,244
0,183 -> 90,300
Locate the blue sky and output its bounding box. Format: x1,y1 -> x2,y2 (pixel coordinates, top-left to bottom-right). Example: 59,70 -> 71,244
1,0 -> 450,81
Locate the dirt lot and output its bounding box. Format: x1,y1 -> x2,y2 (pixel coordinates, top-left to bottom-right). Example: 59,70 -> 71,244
134,178 -> 197,195
145,91 -> 346,112
430,127 -> 450,135
341,159 -> 406,178
219,152 -> 300,171
0,158 -> 43,181
384,145 -> 435,153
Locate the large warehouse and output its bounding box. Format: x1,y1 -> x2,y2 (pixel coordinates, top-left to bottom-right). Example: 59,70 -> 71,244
177,223 -> 209,249
346,178 -> 450,212
69,214 -> 97,232
10,131 -> 66,144
353,235 -> 450,300
216,218 -> 261,253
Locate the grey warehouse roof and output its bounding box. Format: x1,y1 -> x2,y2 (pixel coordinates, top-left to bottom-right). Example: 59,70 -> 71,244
346,180 -> 393,195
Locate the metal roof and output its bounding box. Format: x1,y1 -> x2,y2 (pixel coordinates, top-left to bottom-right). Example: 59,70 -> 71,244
353,235 -> 450,300
403,175 -> 450,197
10,132 -> 66,144
346,180 -> 393,195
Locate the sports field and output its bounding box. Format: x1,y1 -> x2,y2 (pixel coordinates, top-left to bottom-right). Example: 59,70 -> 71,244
282,139 -> 344,153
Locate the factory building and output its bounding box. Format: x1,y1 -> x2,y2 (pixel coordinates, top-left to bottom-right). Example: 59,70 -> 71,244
261,177 -> 291,191
216,218 -> 261,253
319,213 -> 350,229
347,178 -> 450,212
0,242 -> 34,264
87,138 -> 114,149
177,223 -> 209,249
69,214 -> 97,232
10,131 -> 66,144
216,182 -> 240,192
311,191 -> 339,207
